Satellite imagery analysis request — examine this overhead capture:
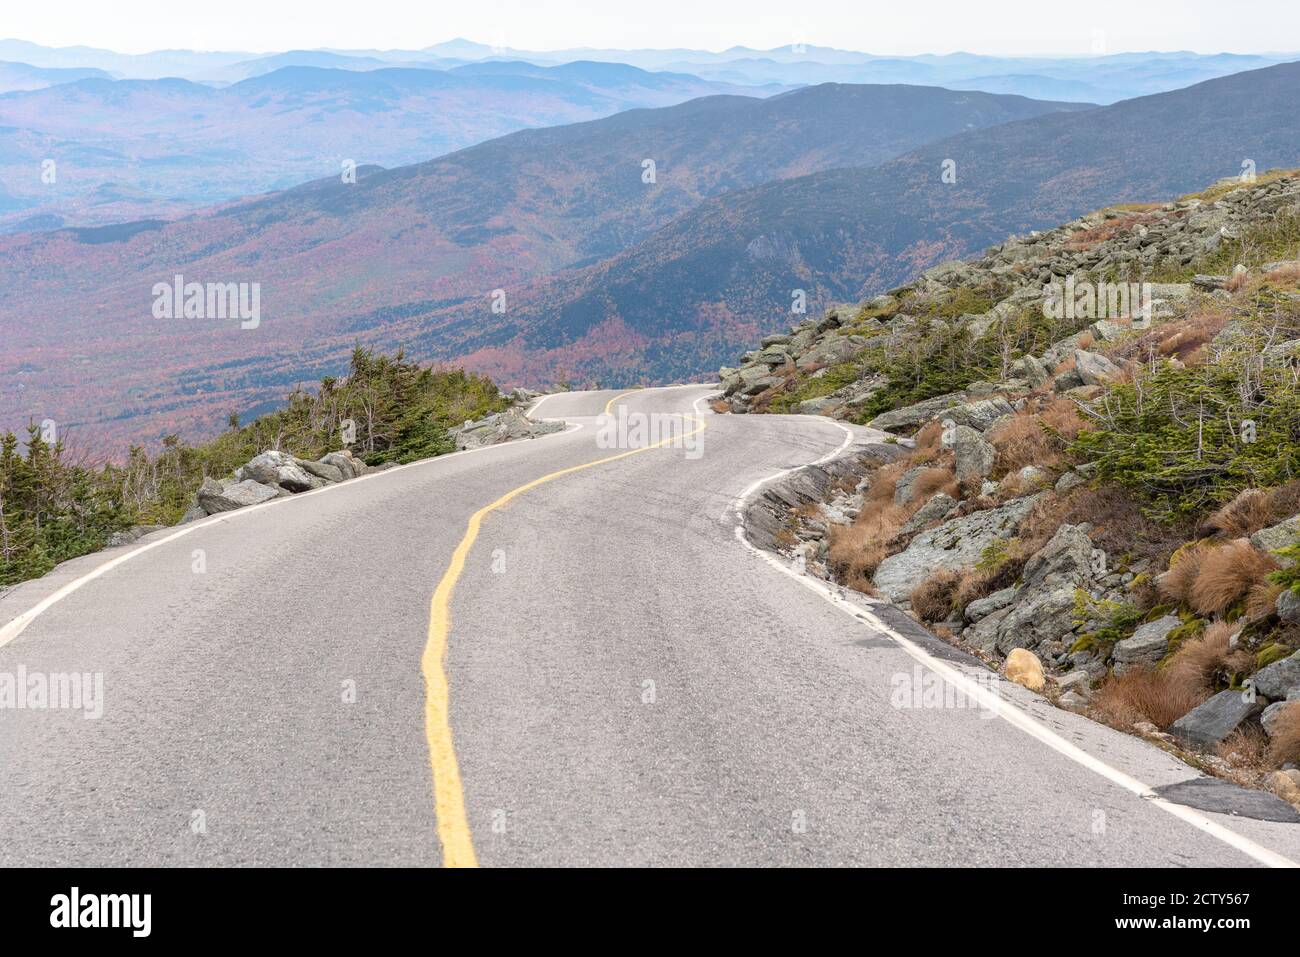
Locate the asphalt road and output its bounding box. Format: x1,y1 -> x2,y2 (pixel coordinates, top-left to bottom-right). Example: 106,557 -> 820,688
1,385 -> 1298,867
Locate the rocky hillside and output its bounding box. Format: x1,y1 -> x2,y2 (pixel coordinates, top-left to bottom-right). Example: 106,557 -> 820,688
722,170 -> 1300,803
460,61 -> 1300,393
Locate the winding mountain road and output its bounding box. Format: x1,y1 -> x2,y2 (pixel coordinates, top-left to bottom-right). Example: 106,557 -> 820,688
1,385 -> 1298,867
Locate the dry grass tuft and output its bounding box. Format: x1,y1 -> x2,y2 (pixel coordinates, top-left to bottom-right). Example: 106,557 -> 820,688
909,569 -> 962,623
1114,306 -> 1232,366
987,398 -> 1087,477
909,465 -> 959,504
1188,539 -> 1278,616
827,503 -> 906,591
1246,580 -> 1284,621
1093,667 -> 1207,730
1205,488 -> 1276,539
708,398 -> 730,414
1159,542 -> 1211,606
1215,725 -> 1270,770
1268,703 -> 1300,767
909,420 -> 946,462
1262,262 -> 1300,289
953,568 -> 996,617
1165,621 -> 1252,700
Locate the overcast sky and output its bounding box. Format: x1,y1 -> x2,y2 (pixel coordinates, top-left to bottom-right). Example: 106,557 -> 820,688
6,0 -> 1299,56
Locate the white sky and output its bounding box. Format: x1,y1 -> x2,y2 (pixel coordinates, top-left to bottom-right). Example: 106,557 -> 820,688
4,0 -> 1298,56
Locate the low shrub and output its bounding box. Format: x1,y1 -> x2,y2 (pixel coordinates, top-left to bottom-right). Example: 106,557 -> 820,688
909,569 -> 963,623
1093,667 -> 1207,730
1071,342 -> 1300,522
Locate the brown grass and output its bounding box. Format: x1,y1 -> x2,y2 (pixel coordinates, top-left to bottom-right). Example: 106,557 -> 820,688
1205,488 -> 1276,539
826,503 -> 906,591
1165,621 -> 1253,700
1063,213 -> 1160,251
1187,539 -> 1278,616
708,398 -> 730,414
1246,580 -> 1284,621
862,462 -> 903,507
909,465 -> 959,504
1268,703 -> 1300,767
1224,269 -> 1251,293
1113,306 -> 1232,365
1093,667 -> 1207,730
909,420 -> 946,462
953,568 -> 996,617
909,568 -> 962,623
1216,725 -> 1271,771
987,398 -> 1087,477
1159,542 -> 1210,606
1262,262 -> 1300,289
1021,484 -> 1189,572
1075,331 -> 1095,350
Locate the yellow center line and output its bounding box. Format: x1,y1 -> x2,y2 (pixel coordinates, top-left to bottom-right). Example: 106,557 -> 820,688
602,389 -> 640,415
422,393 -> 705,867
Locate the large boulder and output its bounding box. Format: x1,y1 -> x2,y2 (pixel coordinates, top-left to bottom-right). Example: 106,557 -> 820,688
1020,524 -> 1094,591
940,397 -> 1016,433
1011,354 -> 1051,387
1250,514 -> 1300,564
321,450 -> 367,480
1113,615 -> 1181,674
898,493 -> 958,536
1262,700 -> 1299,737
873,494 -> 1042,602
1251,650 -> 1300,701
995,584 -> 1078,655
724,363 -> 771,396
992,525 -> 1095,654
1168,690 -> 1264,749
795,335 -> 866,371
451,409 -> 565,451
197,478 -> 282,514
237,451 -> 323,493
1276,590 -> 1300,624
965,586 -> 1017,622
952,426 -> 996,482
299,458 -> 345,484
1073,350 -> 1123,386
868,392 -> 968,432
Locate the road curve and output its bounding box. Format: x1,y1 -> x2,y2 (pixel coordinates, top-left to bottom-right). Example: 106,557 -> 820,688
1,385 -> 1298,867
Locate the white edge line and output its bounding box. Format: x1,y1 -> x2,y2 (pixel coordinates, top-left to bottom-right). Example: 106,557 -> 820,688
0,419 -> 585,649
701,393 -> 1299,869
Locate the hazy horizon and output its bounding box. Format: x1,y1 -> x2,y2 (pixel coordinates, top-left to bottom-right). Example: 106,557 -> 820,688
5,0 -> 1300,58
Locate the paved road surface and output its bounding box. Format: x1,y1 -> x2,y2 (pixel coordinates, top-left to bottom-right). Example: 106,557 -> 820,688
1,386 -> 1298,866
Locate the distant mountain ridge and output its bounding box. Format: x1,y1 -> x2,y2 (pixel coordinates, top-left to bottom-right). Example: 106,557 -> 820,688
0,81 -> 1088,446
0,60 -> 109,93
0,61 -> 772,232
3,36 -> 1294,103
401,60 -> 1300,387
